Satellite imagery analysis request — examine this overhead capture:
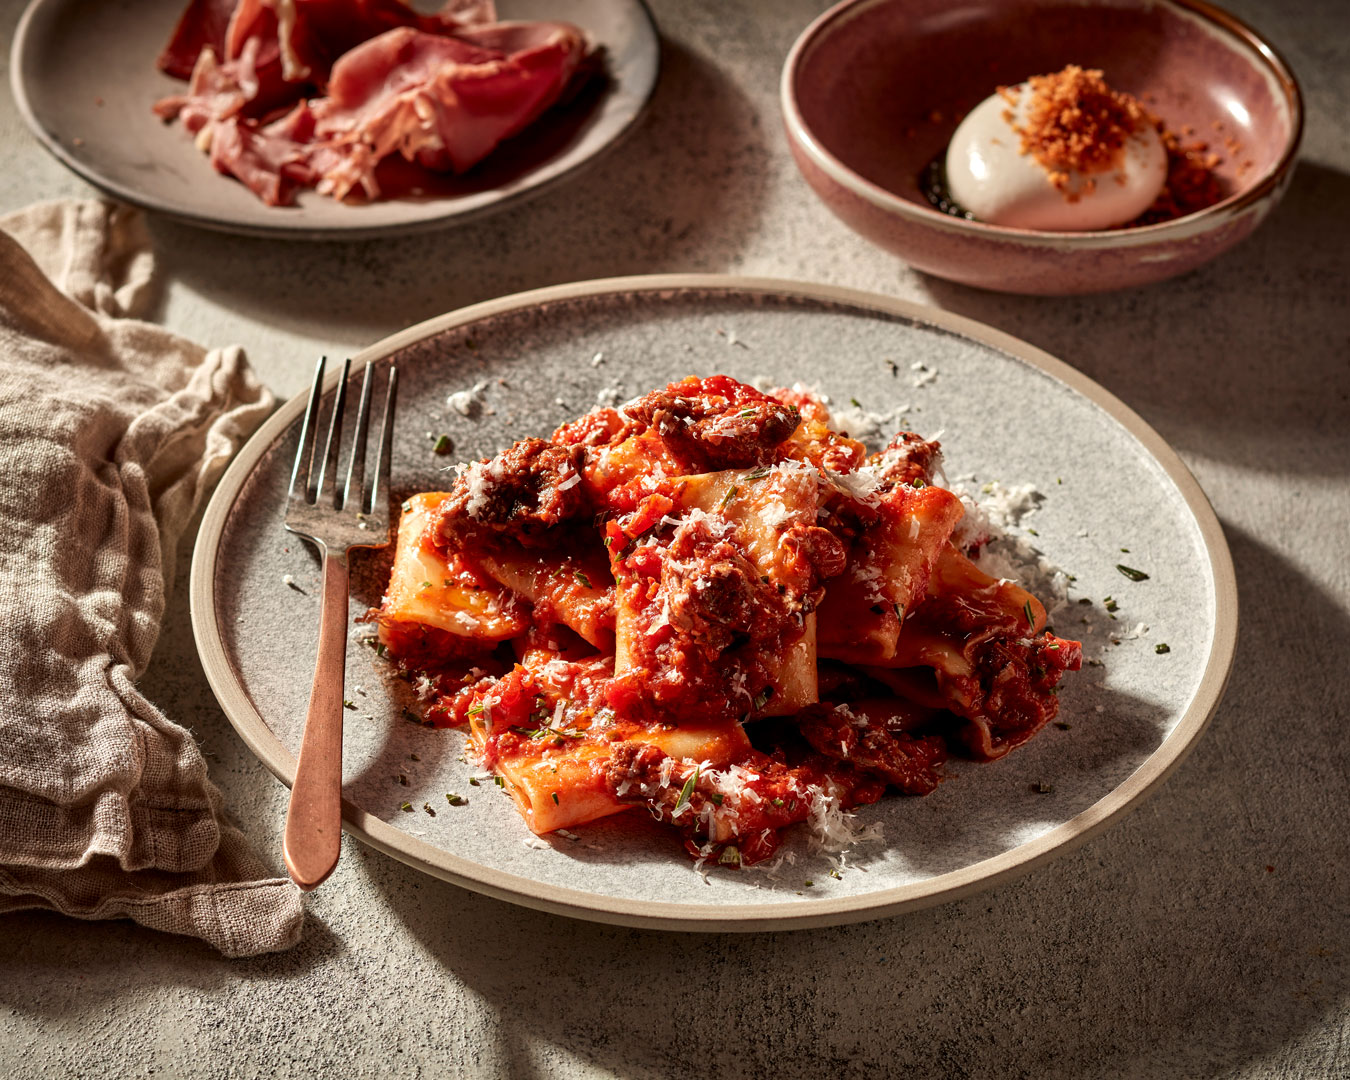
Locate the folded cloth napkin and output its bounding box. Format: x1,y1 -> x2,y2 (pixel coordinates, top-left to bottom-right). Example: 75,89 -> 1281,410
0,199 -> 304,957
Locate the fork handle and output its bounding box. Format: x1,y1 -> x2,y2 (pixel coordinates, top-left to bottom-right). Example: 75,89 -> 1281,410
283,547 -> 349,891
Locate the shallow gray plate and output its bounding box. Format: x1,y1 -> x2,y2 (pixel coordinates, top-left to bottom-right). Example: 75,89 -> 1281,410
10,0 -> 659,239
190,276 -> 1237,929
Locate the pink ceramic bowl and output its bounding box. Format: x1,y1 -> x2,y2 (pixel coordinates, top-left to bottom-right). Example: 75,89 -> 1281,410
782,0 -> 1303,294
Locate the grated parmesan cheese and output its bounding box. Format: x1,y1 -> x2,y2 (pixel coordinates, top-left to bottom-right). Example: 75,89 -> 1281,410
757,498 -> 792,530
806,787 -> 886,853
951,478 -> 1071,616
446,381 -> 488,417
825,465 -> 883,503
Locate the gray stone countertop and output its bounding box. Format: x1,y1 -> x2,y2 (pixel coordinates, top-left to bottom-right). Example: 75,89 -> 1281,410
2,1 -> 1347,1077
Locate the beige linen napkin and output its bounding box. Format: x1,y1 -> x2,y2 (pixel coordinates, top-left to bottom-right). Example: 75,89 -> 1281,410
0,199 -> 304,957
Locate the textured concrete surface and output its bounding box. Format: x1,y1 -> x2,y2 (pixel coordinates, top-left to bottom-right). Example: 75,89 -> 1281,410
2,0 -> 1348,1077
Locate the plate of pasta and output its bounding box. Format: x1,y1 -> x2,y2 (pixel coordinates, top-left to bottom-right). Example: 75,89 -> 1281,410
191,276 -> 1237,928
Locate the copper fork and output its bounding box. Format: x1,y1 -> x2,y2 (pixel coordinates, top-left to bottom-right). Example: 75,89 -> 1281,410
282,356 -> 397,890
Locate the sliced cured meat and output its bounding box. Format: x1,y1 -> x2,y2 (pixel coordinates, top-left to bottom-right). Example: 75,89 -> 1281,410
153,0 -> 589,206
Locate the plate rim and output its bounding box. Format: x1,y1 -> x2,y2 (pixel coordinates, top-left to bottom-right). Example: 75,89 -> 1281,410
188,273 -> 1239,929
9,0 -> 661,240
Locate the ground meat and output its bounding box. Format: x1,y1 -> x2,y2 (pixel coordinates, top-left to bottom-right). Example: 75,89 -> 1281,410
439,438 -> 589,542
955,632 -> 1083,759
623,375 -> 800,469
872,431 -> 943,486
796,704 -> 947,795
664,549 -> 762,648
779,523 -> 848,582
553,406 -> 638,449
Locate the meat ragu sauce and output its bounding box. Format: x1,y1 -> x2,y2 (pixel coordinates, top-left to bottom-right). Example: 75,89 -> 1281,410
375,376 -> 1082,868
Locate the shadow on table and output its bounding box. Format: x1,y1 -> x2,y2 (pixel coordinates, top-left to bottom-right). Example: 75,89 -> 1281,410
143,38 -> 772,349
346,519 -> 1348,1079
915,161 -> 1350,479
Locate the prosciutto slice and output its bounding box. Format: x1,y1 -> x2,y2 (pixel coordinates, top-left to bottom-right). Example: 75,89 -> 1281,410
154,0 -> 589,206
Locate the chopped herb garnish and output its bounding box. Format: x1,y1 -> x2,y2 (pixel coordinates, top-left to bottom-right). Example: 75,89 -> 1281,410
1078,598 -> 1092,606
738,407 -> 756,417
753,686 -> 775,710
1047,643 -> 1061,650
850,397 -> 862,409
494,776 -> 505,787
432,434 -> 454,455
717,485 -> 738,510
1104,597 -> 1119,613
771,797 -> 785,808
711,792 -> 724,805
420,581 -> 432,590
573,570 -> 593,590
467,703 -> 485,717
445,792 -> 467,806
803,880 -> 815,888
718,846 -> 742,867
397,773 -> 408,786
1023,600 -> 1036,630
343,698 -> 356,710
423,803 -> 436,816
1116,564 -> 1150,581
468,777 -> 481,787
1087,658 -> 1104,667
410,753 -> 420,762
399,801 -> 413,812
743,467 -> 771,481
886,359 -> 899,376
401,500 -> 412,512
551,792 -> 560,805
1033,781 -> 1054,794
1120,547 -> 1130,553
830,869 -> 842,880
673,767 -> 699,816
1054,721 -> 1071,730
911,478 -> 926,489
1155,643 -> 1171,654
1027,527 -> 1038,536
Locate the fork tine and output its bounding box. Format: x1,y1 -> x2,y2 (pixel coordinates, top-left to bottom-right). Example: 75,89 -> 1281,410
344,361 -> 375,514
289,356 -> 326,503
367,365 -> 398,517
314,358 -> 351,509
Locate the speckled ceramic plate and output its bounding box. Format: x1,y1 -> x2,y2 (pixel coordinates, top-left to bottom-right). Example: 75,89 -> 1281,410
190,276 -> 1237,929
10,0 -> 659,240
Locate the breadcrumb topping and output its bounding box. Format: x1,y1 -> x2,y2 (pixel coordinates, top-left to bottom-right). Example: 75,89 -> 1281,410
1001,65 -> 1152,201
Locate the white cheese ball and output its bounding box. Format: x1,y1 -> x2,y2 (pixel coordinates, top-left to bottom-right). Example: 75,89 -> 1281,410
945,86 -> 1167,231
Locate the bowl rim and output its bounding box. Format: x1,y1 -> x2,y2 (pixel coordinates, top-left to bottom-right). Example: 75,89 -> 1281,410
780,0 -> 1305,247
